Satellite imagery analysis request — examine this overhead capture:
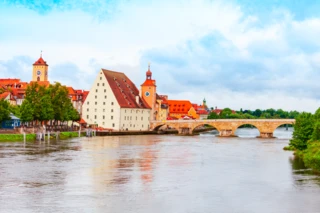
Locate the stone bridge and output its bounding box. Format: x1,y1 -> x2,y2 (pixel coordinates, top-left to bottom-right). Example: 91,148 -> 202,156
150,119 -> 295,138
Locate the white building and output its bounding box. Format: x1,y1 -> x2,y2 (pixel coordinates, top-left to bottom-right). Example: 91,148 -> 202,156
82,69 -> 151,131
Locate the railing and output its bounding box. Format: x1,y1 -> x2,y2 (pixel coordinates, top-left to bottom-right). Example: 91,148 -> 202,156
151,119 -> 295,123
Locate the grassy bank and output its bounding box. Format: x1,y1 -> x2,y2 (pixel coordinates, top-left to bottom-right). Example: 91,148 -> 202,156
0,134 -> 36,142
0,131 -> 85,142
59,131 -> 86,139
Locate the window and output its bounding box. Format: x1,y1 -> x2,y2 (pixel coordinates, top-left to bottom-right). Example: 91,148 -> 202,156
95,102 -> 97,105
141,117 -> 143,121
95,95 -> 97,99
87,108 -> 89,112
103,109 -> 105,112
130,116 -> 132,120
97,83 -> 99,86
125,117 -> 126,120
102,83 -> 105,86
87,115 -> 89,119
95,109 -> 97,112
87,101 -> 89,105
123,124 -> 125,127
125,110 -> 126,113
94,115 -> 97,119
112,123 -> 115,127
100,77 -> 102,80
104,89 -> 106,92
96,89 -> 98,92
111,109 -> 113,112
111,116 -> 113,120
103,122 -> 105,125
103,115 -> 105,119
103,102 -> 105,105
105,95 -> 107,99
136,116 -> 137,120
111,102 -> 114,105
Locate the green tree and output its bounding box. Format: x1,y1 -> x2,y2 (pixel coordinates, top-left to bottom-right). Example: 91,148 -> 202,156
311,108 -> 320,141
39,94 -> 54,123
207,111 -> 219,119
289,112 -> 314,150
220,108 -> 233,119
9,105 -> 21,118
0,99 -> 10,123
20,99 -> 34,123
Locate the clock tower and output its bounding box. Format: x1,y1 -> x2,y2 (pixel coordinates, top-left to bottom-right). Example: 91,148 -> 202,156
32,52 -> 49,82
141,63 -> 157,120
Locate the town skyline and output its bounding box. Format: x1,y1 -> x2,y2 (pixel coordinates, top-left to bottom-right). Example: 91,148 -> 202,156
1,0 -> 320,112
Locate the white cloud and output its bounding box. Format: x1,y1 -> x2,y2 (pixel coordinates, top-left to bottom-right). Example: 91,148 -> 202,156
1,0 -> 320,111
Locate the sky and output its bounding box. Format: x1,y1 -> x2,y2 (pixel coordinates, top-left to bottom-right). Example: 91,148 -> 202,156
1,0 -> 320,112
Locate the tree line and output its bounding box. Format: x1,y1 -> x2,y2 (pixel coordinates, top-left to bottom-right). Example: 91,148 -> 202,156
208,108 -> 300,119
0,82 -> 80,127
287,108 -> 320,171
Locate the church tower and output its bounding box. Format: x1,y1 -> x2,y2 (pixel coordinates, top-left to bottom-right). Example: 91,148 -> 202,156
141,63 -> 157,120
32,52 -> 49,82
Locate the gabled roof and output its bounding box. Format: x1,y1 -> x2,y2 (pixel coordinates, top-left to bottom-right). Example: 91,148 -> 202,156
141,79 -> 156,87
102,69 -> 151,109
33,57 -> 48,66
0,92 -> 10,100
0,79 -> 21,86
167,100 -> 193,114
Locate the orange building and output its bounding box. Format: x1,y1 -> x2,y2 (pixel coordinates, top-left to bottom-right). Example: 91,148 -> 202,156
140,64 -> 169,121
167,100 -> 199,119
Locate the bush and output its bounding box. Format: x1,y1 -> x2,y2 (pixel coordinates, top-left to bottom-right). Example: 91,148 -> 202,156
303,141 -> 320,172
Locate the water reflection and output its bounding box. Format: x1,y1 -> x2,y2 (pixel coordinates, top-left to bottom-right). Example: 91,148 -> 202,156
1,130 -> 320,213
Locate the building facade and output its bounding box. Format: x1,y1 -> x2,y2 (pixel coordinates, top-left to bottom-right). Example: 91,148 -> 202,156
82,69 -> 151,131
140,64 -> 169,121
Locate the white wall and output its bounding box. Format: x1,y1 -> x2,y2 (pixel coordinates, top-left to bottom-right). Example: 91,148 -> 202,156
82,70 -> 121,129
120,108 -> 151,131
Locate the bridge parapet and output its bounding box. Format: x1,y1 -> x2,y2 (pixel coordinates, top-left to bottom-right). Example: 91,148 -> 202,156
150,119 -> 295,138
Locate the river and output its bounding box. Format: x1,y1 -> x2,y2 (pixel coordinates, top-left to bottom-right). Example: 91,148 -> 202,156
1,127 -> 320,213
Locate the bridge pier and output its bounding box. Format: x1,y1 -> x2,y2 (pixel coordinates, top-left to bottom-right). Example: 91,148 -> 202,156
178,127 -> 193,135
219,129 -> 234,137
259,132 -> 274,138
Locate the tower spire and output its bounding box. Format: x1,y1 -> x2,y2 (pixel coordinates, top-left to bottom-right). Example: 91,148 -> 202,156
40,50 -> 42,58
148,62 -> 150,71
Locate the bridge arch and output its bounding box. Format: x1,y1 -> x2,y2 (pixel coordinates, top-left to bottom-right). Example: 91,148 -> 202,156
191,123 -> 220,134
233,123 -> 261,137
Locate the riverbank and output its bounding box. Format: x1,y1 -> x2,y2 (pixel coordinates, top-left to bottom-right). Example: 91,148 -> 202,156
293,141 -> 320,172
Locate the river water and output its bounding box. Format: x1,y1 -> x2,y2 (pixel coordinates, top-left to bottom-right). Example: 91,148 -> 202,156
1,128 -> 320,213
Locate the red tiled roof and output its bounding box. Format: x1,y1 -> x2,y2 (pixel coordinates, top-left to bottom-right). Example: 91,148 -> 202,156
0,92 -> 10,100
102,69 -> 151,109
167,100 -> 192,114
33,57 -> 48,66
82,91 -> 89,102
141,79 -> 156,87
0,79 -> 21,86
197,110 -> 209,115
67,87 -> 77,101
29,81 -> 50,87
